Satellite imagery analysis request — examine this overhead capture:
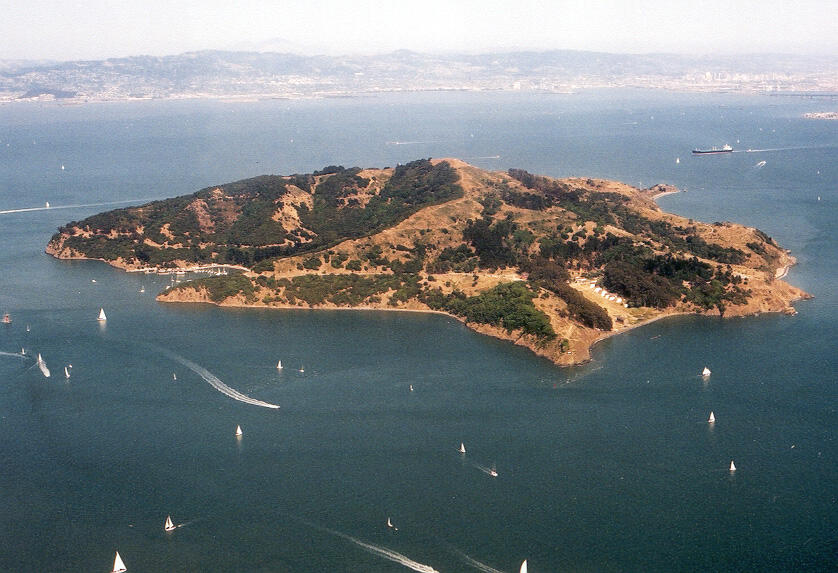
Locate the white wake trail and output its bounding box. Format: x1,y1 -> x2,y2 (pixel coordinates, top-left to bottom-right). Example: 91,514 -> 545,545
471,461 -> 496,477
739,145 -> 836,154
159,349 -> 279,409
0,198 -> 158,215
345,535 -> 440,573
448,547 -> 507,573
0,351 -> 27,360
292,517 -> 439,572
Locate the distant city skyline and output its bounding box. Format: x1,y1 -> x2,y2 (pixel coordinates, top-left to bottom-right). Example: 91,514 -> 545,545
2,0 -> 837,62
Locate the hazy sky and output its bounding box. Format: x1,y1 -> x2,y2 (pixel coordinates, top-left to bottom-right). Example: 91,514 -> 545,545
2,0 -> 836,61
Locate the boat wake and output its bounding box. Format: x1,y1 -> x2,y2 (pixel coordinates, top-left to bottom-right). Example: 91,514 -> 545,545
0,351 -> 28,360
471,462 -> 497,477
343,534 -> 440,573
740,145 -> 837,154
158,348 -> 279,409
447,545 -> 507,573
0,198 -> 156,216
291,516 -> 439,573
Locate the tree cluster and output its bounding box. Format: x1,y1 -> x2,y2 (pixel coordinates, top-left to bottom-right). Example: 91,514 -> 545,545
421,282 -> 556,341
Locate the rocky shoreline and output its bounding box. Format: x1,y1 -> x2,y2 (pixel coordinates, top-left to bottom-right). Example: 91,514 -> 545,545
46,160 -> 812,367
151,250 -> 809,367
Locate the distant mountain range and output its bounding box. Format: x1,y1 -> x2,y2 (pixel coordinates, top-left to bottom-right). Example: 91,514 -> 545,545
1,49 -> 836,102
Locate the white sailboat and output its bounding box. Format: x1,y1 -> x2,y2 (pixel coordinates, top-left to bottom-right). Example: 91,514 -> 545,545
708,411 -> 715,423
729,460 -> 737,472
164,515 -> 176,532
172,373 -> 177,381
702,366 -> 711,377
111,550 -> 127,573
489,465 -> 498,477
520,559 -> 528,573
36,353 -> 50,378
139,286 -> 145,293
299,365 -> 305,373
97,308 -> 107,321
64,366 -> 70,379
409,384 -> 414,392
235,424 -> 243,437
276,360 -> 282,370
458,442 -> 466,454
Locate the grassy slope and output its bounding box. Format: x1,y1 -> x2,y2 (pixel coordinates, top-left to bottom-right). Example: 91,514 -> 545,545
48,158 -> 808,365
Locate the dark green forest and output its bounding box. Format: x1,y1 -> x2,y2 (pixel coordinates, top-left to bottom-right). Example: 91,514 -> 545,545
54,159 -> 461,268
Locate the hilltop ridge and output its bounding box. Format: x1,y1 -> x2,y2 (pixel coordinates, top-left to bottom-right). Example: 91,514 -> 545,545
47,158 -> 808,365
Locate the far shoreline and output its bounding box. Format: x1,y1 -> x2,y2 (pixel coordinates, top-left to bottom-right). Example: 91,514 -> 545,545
7,86 -> 838,109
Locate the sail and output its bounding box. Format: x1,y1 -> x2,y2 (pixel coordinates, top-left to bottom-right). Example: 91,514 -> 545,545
729,460 -> 736,471
165,515 -> 175,531
458,442 -> 466,454
520,560 -> 528,573
112,550 -> 127,573
98,308 -> 107,321
387,517 -> 393,528
37,354 -> 50,378
235,424 -> 243,436
276,360 -> 282,369
702,366 -> 711,376
64,366 -> 70,379
708,411 -> 715,423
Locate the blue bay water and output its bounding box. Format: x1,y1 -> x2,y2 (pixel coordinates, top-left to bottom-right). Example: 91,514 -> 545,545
0,91 -> 835,571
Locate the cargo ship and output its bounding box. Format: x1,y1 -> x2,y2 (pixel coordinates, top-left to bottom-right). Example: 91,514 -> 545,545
692,144 -> 733,155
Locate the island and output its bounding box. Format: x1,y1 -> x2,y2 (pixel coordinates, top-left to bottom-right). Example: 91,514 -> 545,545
46,158 -> 809,366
